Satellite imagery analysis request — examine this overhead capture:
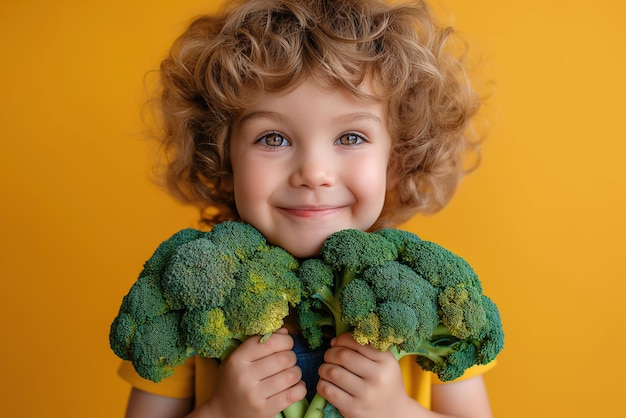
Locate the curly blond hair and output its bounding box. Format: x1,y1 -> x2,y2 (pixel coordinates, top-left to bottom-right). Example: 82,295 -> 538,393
153,0 -> 481,228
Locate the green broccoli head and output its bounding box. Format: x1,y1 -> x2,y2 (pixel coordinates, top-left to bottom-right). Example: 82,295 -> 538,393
397,240 -> 490,341
298,258 -> 335,297
109,312 -> 137,360
336,261 -> 440,352
438,286 -> 488,340
123,274 -> 170,322
339,278 -> 377,325
296,228 -> 504,384
339,271 -> 431,352
224,247 -> 301,336
208,221 -> 267,261
350,312 -> 381,348
140,228 -> 206,277
321,229 -> 398,274
402,240 -> 482,291
372,301 -> 419,351
362,261 -> 439,342
297,229 -> 404,341
415,335 -> 480,382
130,311 -> 189,382
476,295 -> 505,364
181,308 -> 234,359
374,228 -> 422,253
110,221 -> 304,383
161,238 -> 240,310
297,298 -> 333,349
109,274 -> 170,359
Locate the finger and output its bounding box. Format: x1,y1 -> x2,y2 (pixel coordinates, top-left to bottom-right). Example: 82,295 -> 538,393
323,345 -> 373,378
320,360 -> 363,392
266,379 -> 307,413
253,349 -> 299,382
259,363 -> 303,398
317,375 -> 355,410
237,331 -> 295,362
332,332 -> 385,360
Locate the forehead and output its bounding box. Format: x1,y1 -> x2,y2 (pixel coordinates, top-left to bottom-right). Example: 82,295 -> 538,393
235,76 -> 385,120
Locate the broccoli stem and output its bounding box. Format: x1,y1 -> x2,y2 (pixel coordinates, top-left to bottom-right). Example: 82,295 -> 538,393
334,270 -> 356,335
302,393 -> 327,418
312,286 -> 340,320
388,324 -> 465,363
312,270 -> 357,338
281,399 -> 309,418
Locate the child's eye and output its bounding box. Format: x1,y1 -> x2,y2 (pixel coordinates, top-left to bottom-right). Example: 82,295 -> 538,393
336,132 -> 366,146
257,132 -> 290,147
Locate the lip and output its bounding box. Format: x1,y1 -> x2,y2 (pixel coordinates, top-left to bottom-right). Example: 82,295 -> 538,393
279,205 -> 345,218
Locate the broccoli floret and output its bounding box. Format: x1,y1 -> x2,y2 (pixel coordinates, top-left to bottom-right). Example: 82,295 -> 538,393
374,227 -> 423,253
207,220 -> 268,261
296,229 -> 399,339
296,227 -> 504,418
110,229 -> 205,361
161,238 -> 240,311
224,246 -> 301,336
140,228 -> 206,277
476,295 -> 505,364
108,274 -> 170,359
339,278 -> 377,326
401,239 -> 482,290
109,312 -> 137,360
413,326 -> 481,382
181,308 -> 235,359
296,229 -> 504,417
437,286 -> 487,340
361,261 -> 439,346
110,221 -> 301,383
321,229 -> 398,274
297,298 -> 334,350
399,239 -> 489,341
130,311 -> 190,383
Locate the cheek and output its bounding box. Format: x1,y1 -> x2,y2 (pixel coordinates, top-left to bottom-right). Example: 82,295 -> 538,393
347,159 -> 389,226
233,176 -> 261,213
354,158 -> 389,198
231,161 -> 282,221
232,165 -> 259,213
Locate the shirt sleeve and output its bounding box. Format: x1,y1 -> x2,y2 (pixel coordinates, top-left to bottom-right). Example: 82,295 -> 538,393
117,358 -> 196,399
400,356 -> 497,409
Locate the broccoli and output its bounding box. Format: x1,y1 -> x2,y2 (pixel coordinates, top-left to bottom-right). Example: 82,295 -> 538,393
110,224 -> 503,418
296,228 -> 504,418
109,221 -> 302,383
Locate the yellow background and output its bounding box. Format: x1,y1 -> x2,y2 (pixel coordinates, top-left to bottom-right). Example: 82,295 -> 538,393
1,0 -> 624,416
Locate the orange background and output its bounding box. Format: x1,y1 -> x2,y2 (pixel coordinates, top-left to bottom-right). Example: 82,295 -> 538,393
1,1 -> 624,417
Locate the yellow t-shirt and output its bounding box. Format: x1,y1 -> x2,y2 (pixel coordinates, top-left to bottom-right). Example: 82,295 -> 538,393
118,355 -> 496,410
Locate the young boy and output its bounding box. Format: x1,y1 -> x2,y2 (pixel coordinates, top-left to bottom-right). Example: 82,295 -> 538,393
119,1 -> 495,417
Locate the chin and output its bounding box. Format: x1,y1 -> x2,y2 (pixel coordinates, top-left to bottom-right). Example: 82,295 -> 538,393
286,244 -> 323,259
277,237 -> 325,259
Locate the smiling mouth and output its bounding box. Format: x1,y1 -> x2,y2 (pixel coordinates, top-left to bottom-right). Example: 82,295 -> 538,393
280,206 -> 344,218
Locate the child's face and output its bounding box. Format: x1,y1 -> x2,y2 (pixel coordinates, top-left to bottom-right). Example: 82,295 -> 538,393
229,78 -> 392,258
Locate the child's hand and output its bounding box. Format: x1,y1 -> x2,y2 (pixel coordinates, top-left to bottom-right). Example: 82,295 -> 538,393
317,332 -> 417,418
206,329 -> 306,418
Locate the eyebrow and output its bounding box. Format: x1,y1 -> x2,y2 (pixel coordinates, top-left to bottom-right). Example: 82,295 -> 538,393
337,111 -> 383,125
237,110 -> 383,126
236,110 -> 285,126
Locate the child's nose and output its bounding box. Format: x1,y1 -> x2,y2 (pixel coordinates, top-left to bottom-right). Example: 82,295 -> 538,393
289,153 -> 336,189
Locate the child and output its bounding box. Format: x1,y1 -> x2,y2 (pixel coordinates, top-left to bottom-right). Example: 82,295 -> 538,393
119,0 -> 495,417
